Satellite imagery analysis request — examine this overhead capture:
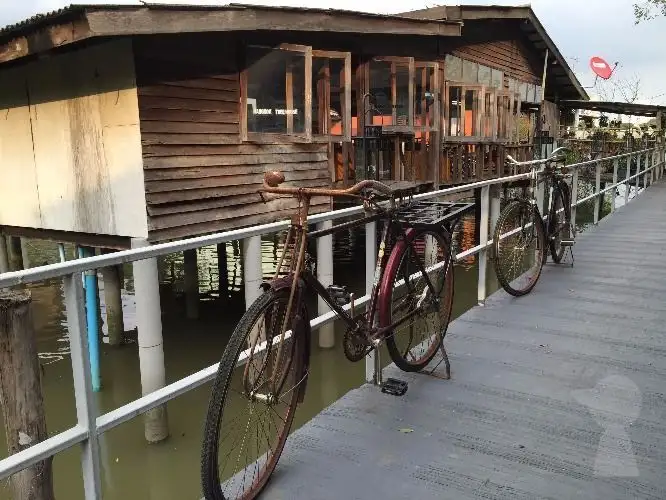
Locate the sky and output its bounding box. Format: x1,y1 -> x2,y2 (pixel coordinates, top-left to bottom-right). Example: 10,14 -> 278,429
1,0 -> 665,105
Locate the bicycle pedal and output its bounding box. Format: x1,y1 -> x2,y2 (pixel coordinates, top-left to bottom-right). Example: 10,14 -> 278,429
380,377 -> 408,396
560,239 -> 575,247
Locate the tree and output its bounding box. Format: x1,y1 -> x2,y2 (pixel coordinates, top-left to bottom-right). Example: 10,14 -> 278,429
634,0 -> 666,23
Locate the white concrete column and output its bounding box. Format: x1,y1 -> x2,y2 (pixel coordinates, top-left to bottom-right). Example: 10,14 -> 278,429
243,236 -> 263,309
611,158 -> 618,213
593,161 -> 602,225
624,154 -> 632,206
131,238 -> 169,443
364,222 -> 381,385
488,185 -> 501,294
0,235 -> 9,274
317,221 -> 335,348
477,186 -> 490,305
20,237 -> 30,269
101,263 -> 124,347
183,249 -> 199,319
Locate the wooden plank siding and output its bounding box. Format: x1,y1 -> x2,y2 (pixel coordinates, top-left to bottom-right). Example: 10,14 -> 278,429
133,35 -> 331,242
452,38 -> 540,86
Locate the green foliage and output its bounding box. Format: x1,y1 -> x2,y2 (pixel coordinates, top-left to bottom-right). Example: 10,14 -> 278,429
634,0 -> 666,23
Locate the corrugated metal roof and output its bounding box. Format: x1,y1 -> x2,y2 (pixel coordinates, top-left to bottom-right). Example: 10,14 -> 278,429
0,2 -> 460,41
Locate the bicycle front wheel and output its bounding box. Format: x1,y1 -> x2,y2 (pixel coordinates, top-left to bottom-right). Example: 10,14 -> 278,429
201,288 -> 306,500
493,200 -> 546,297
379,228 -> 454,372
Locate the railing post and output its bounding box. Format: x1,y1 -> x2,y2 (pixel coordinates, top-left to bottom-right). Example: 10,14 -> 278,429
635,153 -> 642,194
477,185 -> 490,305
243,235 -> 263,308
625,153 -> 632,206
593,160 -> 602,225
571,167 -> 579,228
316,220 -> 335,348
611,158 -> 618,213
364,221 -> 381,385
63,274 -> 102,500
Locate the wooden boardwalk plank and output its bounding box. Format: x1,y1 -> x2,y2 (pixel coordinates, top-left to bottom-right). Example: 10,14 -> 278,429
262,181 -> 666,499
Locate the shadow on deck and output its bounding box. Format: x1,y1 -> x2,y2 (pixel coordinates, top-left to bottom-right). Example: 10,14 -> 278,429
263,181 -> 666,499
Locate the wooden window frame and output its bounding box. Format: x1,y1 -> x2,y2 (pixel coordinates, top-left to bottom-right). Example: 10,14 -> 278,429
311,49 -> 353,143
241,43 -> 313,144
414,61 -> 440,134
444,81 -> 486,139
368,56 -> 415,130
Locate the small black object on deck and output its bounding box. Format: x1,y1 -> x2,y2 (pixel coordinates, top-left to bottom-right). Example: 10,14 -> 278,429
381,377 -> 409,396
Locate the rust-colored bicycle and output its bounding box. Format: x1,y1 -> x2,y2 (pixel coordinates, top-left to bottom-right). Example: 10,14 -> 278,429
201,172 -> 473,500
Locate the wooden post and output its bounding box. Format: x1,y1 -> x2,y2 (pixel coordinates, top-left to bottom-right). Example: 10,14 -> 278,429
102,263 -> 125,347
0,291 -> 55,500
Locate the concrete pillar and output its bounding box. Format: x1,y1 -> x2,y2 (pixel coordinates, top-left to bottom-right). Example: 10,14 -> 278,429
20,238 -> 30,269
8,236 -> 23,271
217,243 -> 228,300
488,185 -> 501,294
0,235 -> 9,274
183,249 -> 199,320
364,222 -> 381,385
477,185 -> 490,305
131,238 -> 169,443
102,263 -> 125,347
317,221 -> 335,348
243,236 -> 263,308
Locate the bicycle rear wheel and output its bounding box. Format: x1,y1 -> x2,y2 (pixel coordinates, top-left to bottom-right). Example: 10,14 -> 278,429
493,200 -> 546,297
201,288 -> 306,500
379,228 -> 454,372
549,182 -> 572,263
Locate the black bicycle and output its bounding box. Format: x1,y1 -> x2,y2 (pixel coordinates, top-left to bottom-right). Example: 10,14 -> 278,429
201,171 -> 473,499
493,147 -> 575,296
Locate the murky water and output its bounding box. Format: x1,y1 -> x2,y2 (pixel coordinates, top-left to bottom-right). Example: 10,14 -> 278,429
0,180 -> 634,499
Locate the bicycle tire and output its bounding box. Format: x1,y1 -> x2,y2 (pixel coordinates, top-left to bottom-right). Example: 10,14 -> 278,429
548,182 -> 571,264
493,200 -> 546,297
201,288 -> 305,500
379,227 -> 454,372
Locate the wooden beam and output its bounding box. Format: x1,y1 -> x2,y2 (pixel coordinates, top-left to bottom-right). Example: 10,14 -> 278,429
0,226 -> 131,250
84,7 -> 462,37
0,18 -> 92,64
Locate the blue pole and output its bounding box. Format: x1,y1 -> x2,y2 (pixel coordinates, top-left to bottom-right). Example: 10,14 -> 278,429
79,246 -> 101,392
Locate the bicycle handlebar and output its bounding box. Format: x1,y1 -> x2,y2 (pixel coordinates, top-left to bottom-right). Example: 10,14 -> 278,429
260,170 -> 395,199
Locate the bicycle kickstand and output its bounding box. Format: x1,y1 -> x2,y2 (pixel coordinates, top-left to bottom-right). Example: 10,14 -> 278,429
423,341 -> 451,380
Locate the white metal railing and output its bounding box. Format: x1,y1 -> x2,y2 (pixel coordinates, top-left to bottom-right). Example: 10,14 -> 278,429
0,145 -> 663,499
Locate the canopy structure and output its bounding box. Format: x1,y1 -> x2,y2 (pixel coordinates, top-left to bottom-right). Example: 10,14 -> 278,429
560,100 -> 666,118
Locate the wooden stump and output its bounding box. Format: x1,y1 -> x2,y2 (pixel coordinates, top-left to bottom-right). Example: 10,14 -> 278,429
0,291 -> 54,500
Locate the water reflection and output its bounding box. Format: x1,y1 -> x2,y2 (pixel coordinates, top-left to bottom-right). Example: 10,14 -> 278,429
0,182 -> 609,498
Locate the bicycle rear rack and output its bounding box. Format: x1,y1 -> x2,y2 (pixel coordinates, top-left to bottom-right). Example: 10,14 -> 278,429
395,201 -> 475,232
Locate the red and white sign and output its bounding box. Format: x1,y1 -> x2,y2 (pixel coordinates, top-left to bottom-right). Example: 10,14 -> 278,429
589,56 -> 614,80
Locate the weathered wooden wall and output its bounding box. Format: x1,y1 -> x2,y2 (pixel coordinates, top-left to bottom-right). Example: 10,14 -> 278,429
0,39 -> 148,238
134,35 -> 330,242
542,100 -> 560,138
447,23 -> 542,86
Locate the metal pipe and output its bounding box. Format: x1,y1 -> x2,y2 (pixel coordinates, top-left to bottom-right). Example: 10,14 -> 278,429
79,246 -> 101,393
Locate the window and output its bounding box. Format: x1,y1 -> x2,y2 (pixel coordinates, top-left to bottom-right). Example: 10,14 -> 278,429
445,83 -> 484,138
414,63 -> 439,132
244,45 -> 310,137
312,51 -> 352,140
368,58 -> 413,128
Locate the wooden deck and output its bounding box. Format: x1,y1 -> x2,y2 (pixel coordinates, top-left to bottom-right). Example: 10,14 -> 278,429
263,180 -> 666,499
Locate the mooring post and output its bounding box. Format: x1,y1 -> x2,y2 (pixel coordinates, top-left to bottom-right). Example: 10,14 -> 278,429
317,220 -> 335,348
79,246 -> 101,392
101,249 -> 125,347
131,238 -> 169,443
217,242 -> 228,300
364,221 -> 381,385
0,291 -> 55,500
183,249 -> 199,320
243,236 -> 263,308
